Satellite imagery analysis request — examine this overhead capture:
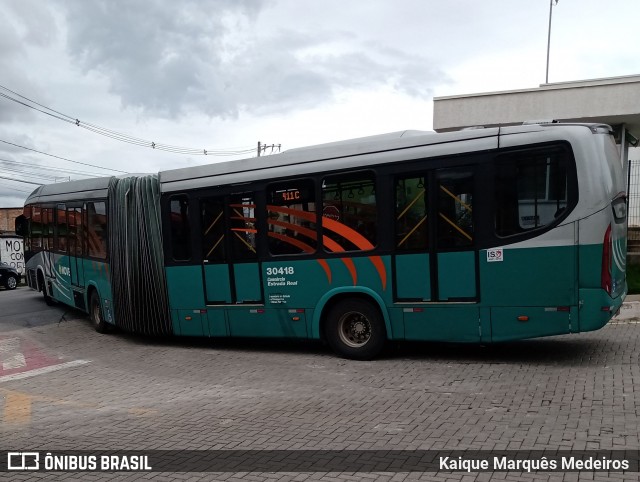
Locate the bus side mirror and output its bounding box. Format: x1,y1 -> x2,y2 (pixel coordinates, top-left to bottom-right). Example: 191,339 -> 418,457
15,215 -> 28,237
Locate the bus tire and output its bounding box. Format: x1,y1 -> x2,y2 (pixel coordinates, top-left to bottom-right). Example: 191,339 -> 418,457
90,291 -> 109,334
324,298 -> 386,360
38,273 -> 54,305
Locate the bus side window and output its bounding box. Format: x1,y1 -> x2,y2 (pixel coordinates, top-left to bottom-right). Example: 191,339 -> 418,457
267,180 -> 317,255
169,195 -> 192,261
55,205 -> 68,253
68,207 -> 84,258
227,193 -> 258,261
395,176 -> 428,250
321,172 -> 377,251
42,208 -> 53,250
30,205 -> 43,252
87,201 -> 108,259
495,149 -> 569,237
201,198 -> 226,262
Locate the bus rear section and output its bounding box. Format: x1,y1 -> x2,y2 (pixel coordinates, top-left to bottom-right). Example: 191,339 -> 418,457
576,126 -> 627,332
479,124 -> 626,342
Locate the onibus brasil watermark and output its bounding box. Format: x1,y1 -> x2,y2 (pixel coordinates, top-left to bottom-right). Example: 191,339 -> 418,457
3,450 -> 638,473
6,452 -> 151,472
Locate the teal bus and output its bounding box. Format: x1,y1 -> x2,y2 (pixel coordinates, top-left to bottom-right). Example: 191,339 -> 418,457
17,123 -> 627,359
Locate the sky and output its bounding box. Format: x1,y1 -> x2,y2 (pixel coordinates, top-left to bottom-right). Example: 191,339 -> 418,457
1,0 -> 640,207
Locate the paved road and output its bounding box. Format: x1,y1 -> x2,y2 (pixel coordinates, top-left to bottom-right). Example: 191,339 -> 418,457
0,287 -> 639,480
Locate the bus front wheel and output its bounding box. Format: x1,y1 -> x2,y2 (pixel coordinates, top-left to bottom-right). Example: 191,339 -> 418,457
90,291 -> 109,334
324,299 -> 386,360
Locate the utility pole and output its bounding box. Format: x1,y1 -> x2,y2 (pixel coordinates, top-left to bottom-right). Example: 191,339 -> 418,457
257,142 -> 281,157
545,0 -> 558,84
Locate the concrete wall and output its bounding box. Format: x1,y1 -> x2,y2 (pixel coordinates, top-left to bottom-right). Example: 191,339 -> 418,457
433,75 -> 640,135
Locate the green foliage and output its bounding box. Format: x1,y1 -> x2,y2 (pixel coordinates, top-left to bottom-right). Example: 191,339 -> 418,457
627,262 -> 640,294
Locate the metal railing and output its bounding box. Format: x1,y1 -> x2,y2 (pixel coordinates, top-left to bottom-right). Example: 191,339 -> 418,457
628,160 -> 640,246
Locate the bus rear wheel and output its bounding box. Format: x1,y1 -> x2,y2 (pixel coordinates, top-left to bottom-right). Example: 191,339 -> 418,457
38,272 -> 54,305
324,299 -> 386,360
90,291 -> 109,334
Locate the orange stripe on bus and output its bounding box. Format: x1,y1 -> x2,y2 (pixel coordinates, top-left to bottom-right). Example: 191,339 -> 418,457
320,237 -> 356,284
267,232 -> 315,253
321,217 -> 374,251
316,259 -> 332,283
268,205 -> 386,290
369,256 -> 386,290
267,219 -> 317,241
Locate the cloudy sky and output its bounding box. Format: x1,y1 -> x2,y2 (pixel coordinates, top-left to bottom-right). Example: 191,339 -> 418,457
1,0 -> 639,207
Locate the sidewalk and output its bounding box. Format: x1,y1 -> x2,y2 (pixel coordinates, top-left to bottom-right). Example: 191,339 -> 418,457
615,293 -> 640,320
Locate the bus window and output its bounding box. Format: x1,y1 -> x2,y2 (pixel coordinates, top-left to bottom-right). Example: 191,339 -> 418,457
68,207 -> 84,257
436,169 -> 474,248
322,172 -> 377,251
495,150 -> 569,236
55,205 -> 68,253
395,176 -> 428,250
228,193 -> 257,261
201,198 -> 226,262
42,207 -> 53,250
267,180 -> 317,255
30,205 -> 42,251
169,195 -> 192,261
87,201 -> 108,259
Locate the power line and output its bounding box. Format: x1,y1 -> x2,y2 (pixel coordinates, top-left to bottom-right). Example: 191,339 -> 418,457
0,174 -> 42,186
0,157 -> 104,178
0,84 -> 257,157
0,138 -> 129,174
0,180 -> 34,194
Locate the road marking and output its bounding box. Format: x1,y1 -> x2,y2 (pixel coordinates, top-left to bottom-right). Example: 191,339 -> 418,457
3,390 -> 31,425
0,359 -> 90,383
0,337 -> 27,371
2,353 -> 26,371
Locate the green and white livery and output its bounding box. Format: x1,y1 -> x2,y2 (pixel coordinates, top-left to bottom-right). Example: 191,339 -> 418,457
18,123 -> 627,359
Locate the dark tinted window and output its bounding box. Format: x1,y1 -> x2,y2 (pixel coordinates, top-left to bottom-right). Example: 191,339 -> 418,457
267,180 -> 317,255
437,169 -> 474,248
228,193 -> 257,261
395,176 -> 428,250
87,202 -> 108,259
321,172 -> 376,252
495,149 -> 569,237
201,198 -> 226,263
169,195 -> 191,261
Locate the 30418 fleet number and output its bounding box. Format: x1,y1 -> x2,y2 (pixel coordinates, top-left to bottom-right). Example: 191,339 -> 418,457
266,266 -> 295,275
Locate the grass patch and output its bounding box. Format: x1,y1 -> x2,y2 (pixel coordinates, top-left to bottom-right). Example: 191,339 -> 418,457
627,262 -> 640,294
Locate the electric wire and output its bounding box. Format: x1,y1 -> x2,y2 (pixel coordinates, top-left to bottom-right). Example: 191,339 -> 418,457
0,156 -> 110,178
0,139 -> 129,174
0,180 -> 33,194
0,174 -> 42,186
0,84 -> 257,156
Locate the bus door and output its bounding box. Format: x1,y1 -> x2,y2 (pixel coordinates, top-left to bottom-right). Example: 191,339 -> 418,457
434,168 -> 477,303
201,194 -> 263,335
395,167 -> 479,341
227,192 -> 263,304
201,197 -> 233,305
67,206 -> 85,289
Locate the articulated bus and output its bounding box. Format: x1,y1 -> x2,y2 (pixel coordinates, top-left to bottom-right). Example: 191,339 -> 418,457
16,123 -> 627,359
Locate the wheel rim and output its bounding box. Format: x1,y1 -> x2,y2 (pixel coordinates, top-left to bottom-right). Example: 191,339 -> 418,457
337,310 -> 372,348
7,277 -> 16,289
92,299 -> 101,325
